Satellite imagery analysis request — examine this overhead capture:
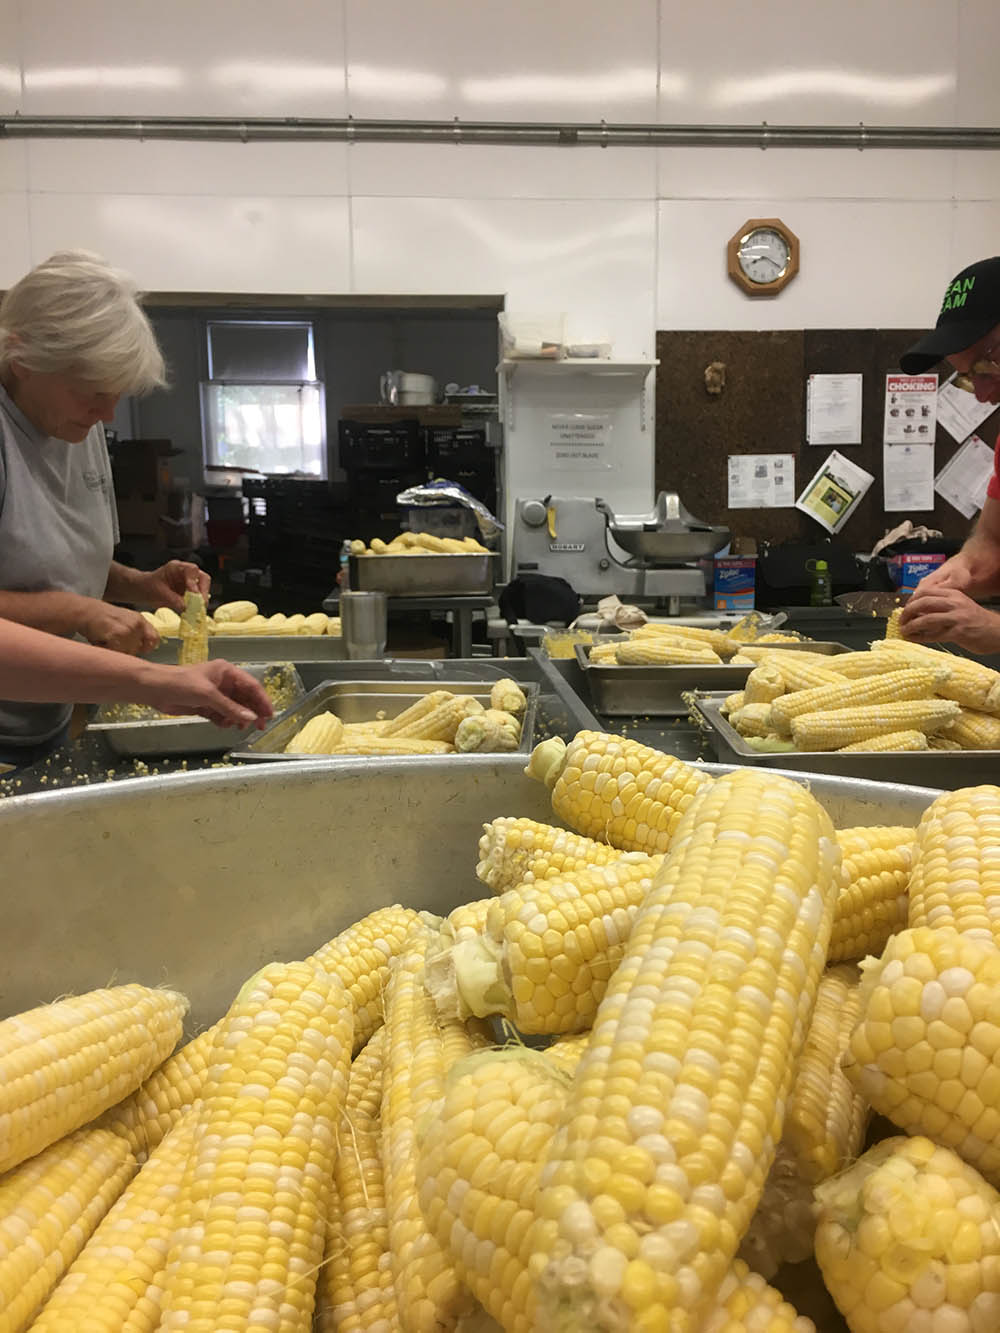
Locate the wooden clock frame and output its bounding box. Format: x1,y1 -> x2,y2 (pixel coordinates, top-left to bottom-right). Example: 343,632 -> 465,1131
727,217 -> 800,296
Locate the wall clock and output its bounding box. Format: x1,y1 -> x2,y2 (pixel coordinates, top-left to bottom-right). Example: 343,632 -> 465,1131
727,218 -> 800,296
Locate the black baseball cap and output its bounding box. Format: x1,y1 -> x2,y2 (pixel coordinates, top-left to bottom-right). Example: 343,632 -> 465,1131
900,256 -> 1000,374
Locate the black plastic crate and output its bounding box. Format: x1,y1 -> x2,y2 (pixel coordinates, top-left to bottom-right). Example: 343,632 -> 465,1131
347,469 -> 427,512
424,426 -> 490,469
339,419 -> 425,471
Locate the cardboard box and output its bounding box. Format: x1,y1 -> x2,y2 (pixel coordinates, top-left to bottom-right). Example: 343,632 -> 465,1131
714,556 -> 757,612
889,552 -> 946,593
110,439 -> 181,538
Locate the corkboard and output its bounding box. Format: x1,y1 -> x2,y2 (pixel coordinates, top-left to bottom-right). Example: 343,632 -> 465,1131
655,329 -> 1000,552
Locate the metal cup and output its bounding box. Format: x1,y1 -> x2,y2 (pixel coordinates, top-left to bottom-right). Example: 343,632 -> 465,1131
341,591 -> 388,660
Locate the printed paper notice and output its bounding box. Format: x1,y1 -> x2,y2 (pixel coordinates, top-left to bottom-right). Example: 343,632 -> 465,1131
727,454 -> 795,509
884,373 -> 937,444
796,449 -> 874,533
934,433 -> 996,519
883,443 -> 935,512
547,411 -> 613,470
806,373 -> 863,446
937,374 -> 997,443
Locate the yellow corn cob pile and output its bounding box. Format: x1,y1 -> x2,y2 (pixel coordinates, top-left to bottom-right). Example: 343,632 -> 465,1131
0,983 -> 187,1174
526,731 -> 714,855
837,728 -> 929,751
455,708 -> 521,753
770,666 -> 948,734
384,691 -> 483,742
907,785 -> 1000,945
815,1136 -> 1000,1333
792,697 -> 960,750
176,590 -> 209,664
475,816 -> 626,893
354,530 -> 489,554
629,622 -> 737,657
615,639 -> 722,666
426,853 -> 663,1034
829,824 -> 913,963
529,768 -> 841,1329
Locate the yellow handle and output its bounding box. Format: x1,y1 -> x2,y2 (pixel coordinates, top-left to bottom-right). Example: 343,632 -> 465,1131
546,504 -> 557,539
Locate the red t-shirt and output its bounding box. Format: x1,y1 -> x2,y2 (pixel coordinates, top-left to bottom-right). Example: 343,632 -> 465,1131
988,430 -> 1000,501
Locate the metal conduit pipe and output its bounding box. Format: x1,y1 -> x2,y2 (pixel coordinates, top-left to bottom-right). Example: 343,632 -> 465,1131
2,115 -> 1000,150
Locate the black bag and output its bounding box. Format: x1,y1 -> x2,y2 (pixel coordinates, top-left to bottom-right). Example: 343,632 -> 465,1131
757,540 -> 865,608
499,574 -> 581,626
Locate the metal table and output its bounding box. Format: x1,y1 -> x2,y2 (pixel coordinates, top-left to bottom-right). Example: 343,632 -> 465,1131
323,592 -> 496,659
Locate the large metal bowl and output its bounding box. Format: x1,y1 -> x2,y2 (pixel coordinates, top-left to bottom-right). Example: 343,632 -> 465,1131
609,527 -> 729,562
0,760 -> 939,1030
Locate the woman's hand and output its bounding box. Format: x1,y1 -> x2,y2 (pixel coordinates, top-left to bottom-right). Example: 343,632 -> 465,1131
135,560 -> 211,612
140,661 -> 274,728
899,586 -> 1000,654
82,601 -> 160,655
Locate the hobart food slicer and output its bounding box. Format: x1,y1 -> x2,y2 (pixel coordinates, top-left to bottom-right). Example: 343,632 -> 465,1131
512,492 -> 731,613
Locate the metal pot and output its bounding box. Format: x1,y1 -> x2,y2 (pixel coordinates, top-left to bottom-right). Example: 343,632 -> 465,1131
380,370 -> 438,406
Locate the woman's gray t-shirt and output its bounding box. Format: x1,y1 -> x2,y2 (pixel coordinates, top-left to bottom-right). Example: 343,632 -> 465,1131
0,383 -> 118,744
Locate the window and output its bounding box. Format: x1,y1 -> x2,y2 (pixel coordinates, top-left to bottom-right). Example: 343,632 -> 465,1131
201,321 -> 326,477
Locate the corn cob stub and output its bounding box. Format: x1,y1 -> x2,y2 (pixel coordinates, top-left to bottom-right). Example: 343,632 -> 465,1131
177,590 -> 209,665
526,731 -> 714,855
815,1135 -> 1000,1333
529,767 -> 842,1332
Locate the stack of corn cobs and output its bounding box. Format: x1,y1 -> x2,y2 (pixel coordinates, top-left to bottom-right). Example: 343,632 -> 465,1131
7,730 -> 1000,1331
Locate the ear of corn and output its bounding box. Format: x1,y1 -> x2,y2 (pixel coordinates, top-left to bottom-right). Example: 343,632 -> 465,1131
0,1125 -> 138,1331
727,701 -> 776,737
939,706 -> 1000,749
791,698 -> 960,750
907,785 -> 1000,946
769,667 -> 947,734
302,611 -> 329,635
615,640 -> 722,666
316,1029 -> 397,1333
385,693 -> 483,742
381,928 -> 483,1331
440,897 -> 492,944
526,732 -> 714,856
455,708 -> 521,753
100,1024 -> 216,1160
475,817 -> 626,894
157,961 -> 353,1332
871,639 -> 1000,714
829,825 -> 913,963
884,606 -> 905,639
743,664 -> 785,705
285,710 -> 346,754
844,926 -> 1000,1186
177,590 -> 209,665
722,690 -> 746,713
815,1136 -> 1000,1333
0,983 -> 187,1175
529,768 -> 841,1330
213,600 -> 258,624
426,854 -> 663,1035
29,1112 -> 197,1333
629,623 -> 736,657
307,904 -> 424,1051
837,729 -> 929,752
489,678 -> 527,716
821,649 -> 911,678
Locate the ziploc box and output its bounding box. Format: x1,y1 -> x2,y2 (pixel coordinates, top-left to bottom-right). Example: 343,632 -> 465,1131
889,552 -> 946,594
714,557 -> 756,612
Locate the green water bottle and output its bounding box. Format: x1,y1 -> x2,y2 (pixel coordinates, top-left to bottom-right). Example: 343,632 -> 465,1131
808,558 -> 833,607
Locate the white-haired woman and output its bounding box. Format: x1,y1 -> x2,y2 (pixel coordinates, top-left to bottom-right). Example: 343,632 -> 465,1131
0,250 -> 209,763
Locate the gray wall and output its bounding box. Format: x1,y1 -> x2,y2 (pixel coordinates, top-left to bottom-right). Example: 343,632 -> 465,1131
128,307 -> 498,487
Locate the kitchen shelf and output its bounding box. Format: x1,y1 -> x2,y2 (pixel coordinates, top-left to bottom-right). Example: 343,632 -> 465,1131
498,358 -> 657,377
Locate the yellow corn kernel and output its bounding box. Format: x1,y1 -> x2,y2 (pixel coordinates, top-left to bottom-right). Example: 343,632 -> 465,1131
844,926 -> 1000,1185
907,785 -> 1000,946
0,983 -> 187,1174
455,708 -> 521,753
476,816 -> 626,894
526,731 -> 714,855
306,904 -> 423,1051
0,1126 -> 137,1331
770,667 -> 947,734
30,1113 -> 197,1333
156,962 -> 353,1332
816,1136 -> 1000,1333
285,710 -> 345,754
529,768 -> 841,1328
176,590 -> 208,665
791,698 -> 960,751
829,825 -> 914,963
838,730 -> 929,752
489,678 -> 527,716
426,854 -> 663,1035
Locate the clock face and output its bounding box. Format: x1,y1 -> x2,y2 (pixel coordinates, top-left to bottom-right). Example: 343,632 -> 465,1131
737,227 -> 791,284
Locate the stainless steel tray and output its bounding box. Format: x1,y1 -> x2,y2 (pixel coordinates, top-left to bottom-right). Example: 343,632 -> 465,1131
348,552 -> 497,596
574,639 -> 852,717
231,677 -> 539,762
87,664 -> 306,757
147,635 -> 346,664
693,692 -> 999,790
